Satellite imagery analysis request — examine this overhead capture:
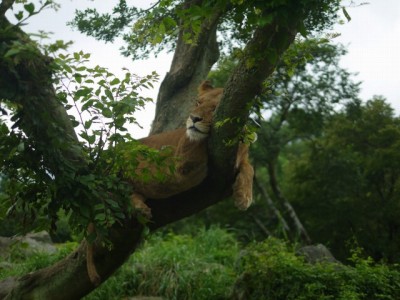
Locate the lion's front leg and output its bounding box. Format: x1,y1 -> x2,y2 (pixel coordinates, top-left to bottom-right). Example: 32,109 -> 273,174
232,145 -> 254,210
131,192 -> 152,218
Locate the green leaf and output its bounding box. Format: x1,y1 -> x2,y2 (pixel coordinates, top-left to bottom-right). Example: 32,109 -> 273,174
84,120 -> 93,130
74,74 -> 82,84
88,134 -> 96,144
105,198 -> 119,209
342,7 -> 351,22
102,107 -> 113,118
95,213 -> 106,221
110,78 -> 120,86
81,99 -> 95,111
4,48 -> 20,58
24,3 -> 35,14
258,14 -> 274,26
94,204 -> 105,211
14,11 -> 24,21
63,64 -> 73,74
17,142 -> 24,152
75,87 -> 92,99
104,89 -> 114,100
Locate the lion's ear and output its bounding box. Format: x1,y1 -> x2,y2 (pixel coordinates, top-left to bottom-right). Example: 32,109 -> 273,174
198,80 -> 214,95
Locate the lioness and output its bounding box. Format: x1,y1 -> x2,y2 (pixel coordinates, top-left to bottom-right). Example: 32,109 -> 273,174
130,80 -> 254,213
87,81 -> 254,285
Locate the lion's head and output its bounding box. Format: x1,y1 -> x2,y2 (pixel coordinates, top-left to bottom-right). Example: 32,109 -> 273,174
186,81 -> 223,141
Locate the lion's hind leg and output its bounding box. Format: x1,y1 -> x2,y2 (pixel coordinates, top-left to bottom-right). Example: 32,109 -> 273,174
233,145 -> 254,210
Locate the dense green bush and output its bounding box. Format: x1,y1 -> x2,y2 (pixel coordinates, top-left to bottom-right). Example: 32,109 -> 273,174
233,238 -> 400,300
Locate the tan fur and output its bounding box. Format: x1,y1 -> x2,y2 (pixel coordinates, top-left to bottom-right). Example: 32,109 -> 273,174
130,81 -> 253,210
86,223 -> 101,286
86,81 -> 254,284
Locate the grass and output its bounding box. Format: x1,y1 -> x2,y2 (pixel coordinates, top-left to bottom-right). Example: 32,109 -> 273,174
2,228 -> 400,300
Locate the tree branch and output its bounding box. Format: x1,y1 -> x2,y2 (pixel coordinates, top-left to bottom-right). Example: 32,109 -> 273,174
0,16 -> 86,175
210,19 -> 299,189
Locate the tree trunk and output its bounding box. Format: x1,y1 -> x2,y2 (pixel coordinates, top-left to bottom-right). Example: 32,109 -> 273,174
267,160 -> 312,244
254,174 -> 291,233
150,4 -> 221,134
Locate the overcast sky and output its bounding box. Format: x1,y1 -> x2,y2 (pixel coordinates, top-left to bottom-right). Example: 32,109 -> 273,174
14,0 -> 400,137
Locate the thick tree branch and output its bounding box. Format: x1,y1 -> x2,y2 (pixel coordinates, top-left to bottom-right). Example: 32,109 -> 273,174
0,17 -> 86,175
209,19 -> 300,189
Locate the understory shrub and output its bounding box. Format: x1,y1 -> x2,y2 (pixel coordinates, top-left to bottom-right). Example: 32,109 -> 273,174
233,238 -> 400,300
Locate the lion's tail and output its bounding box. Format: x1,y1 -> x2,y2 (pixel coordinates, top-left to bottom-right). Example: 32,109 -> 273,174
86,224 -> 101,286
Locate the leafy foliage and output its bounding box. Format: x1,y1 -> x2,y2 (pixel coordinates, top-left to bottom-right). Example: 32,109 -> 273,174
52,50 -> 158,163
70,0 -> 341,59
234,238 -> 400,300
288,98 -> 400,262
0,42 -> 158,240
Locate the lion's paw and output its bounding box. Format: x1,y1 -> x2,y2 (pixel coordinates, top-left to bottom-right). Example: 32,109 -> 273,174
131,193 -> 152,219
233,190 -> 253,211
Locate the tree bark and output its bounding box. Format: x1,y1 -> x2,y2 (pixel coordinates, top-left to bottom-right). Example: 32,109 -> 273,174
209,19 -> 299,189
0,5 -> 303,300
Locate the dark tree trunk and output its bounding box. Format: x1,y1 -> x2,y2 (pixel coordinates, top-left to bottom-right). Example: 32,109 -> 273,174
267,160 -> 312,244
254,174 -> 291,233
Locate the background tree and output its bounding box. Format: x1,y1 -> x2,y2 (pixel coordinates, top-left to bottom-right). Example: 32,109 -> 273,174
0,0 -> 341,298
252,39 -> 360,243
287,97 -> 400,262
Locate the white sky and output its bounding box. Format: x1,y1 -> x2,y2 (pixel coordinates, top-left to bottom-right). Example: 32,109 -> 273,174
9,0 -> 400,137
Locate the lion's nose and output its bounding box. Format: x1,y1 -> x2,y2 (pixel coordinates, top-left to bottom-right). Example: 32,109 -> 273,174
190,115 -> 202,123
